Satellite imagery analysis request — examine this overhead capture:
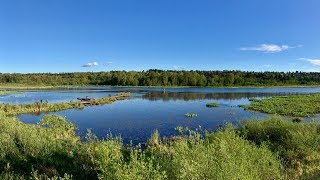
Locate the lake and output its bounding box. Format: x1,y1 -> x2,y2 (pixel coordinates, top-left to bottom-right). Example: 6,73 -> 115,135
1,86 -> 320,144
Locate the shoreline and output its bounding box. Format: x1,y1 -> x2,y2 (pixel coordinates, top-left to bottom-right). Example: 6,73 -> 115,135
2,84 -> 320,90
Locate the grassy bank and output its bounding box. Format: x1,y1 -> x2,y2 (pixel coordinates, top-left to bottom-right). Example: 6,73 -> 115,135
0,93 -> 130,116
244,94 -> 320,117
1,115 -> 320,179
0,90 -> 21,95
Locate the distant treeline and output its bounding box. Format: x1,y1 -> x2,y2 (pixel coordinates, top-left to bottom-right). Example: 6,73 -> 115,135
1,70 -> 320,87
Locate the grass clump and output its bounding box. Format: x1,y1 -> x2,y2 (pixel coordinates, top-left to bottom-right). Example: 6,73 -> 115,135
206,102 -> 219,108
245,94 -> 320,117
147,129 -> 160,147
184,113 -> 198,118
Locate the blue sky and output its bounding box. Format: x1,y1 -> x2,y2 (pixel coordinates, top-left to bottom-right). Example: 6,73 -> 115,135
0,0 -> 319,73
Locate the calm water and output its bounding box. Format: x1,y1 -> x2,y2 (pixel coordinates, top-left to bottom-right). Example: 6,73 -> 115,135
1,87 -> 320,144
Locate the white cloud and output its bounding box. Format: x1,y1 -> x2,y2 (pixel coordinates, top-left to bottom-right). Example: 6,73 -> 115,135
240,44 -> 299,53
299,58 -> 320,66
82,61 -> 99,67
173,66 -> 179,69
263,64 -> 272,67
303,68 -> 320,72
106,61 -> 113,66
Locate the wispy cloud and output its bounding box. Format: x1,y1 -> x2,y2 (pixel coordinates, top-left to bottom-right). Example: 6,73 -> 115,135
240,44 -> 300,53
106,61 -> 113,66
82,61 -> 99,67
299,58 -> 320,66
263,64 -> 272,67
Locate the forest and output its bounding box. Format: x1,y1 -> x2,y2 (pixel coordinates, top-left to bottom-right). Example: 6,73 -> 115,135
1,70 -> 320,87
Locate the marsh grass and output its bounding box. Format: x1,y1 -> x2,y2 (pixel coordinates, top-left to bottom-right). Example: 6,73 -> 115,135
0,90 -> 21,95
0,93 -> 130,116
245,94 -> 320,117
184,113 -> 198,118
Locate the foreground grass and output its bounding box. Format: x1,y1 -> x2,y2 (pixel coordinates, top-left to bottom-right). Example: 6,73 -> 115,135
0,115 -> 287,179
1,115 -> 320,179
244,94 -> 320,117
0,93 -> 130,116
239,116 -> 320,179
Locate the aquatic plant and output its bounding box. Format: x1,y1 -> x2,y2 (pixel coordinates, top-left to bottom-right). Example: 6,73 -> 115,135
237,104 -> 246,108
206,102 -> 219,108
184,113 -> 198,118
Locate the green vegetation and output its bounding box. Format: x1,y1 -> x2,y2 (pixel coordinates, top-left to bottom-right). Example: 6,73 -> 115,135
206,102 -> 219,108
0,115 -> 285,179
2,70 -> 320,87
1,114 -> 320,179
239,116 -> 320,179
0,93 -> 130,116
184,113 -> 198,118
244,94 -> 320,117
292,117 -> 303,123
0,90 -> 21,95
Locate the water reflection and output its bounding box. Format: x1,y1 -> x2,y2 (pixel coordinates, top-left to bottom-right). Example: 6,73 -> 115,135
141,91 -> 301,101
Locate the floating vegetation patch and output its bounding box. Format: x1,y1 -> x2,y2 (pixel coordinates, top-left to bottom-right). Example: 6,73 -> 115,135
245,94 -> 320,117
185,113 -> 198,118
206,103 -> 219,108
